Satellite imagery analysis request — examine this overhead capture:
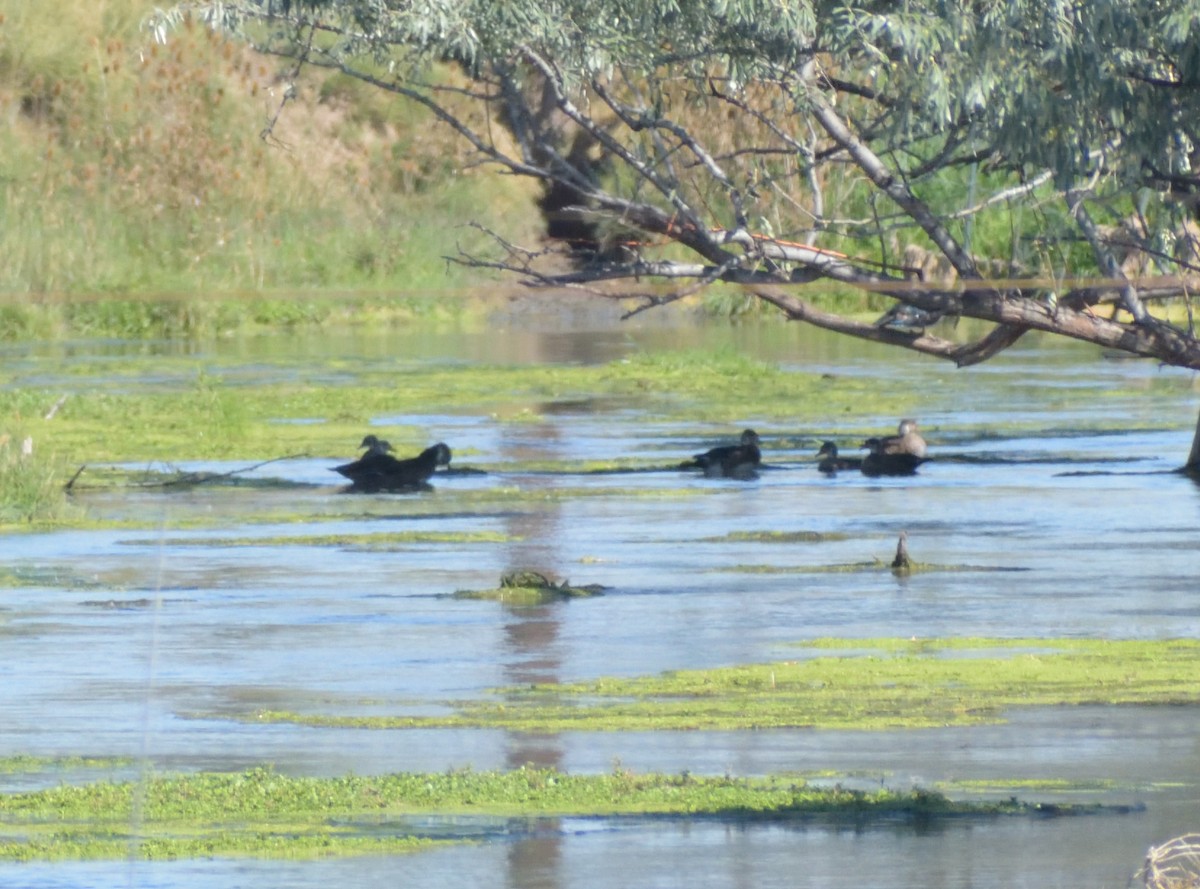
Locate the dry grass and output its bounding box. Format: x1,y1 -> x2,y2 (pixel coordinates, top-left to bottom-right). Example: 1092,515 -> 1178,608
1135,835 -> 1200,889
0,0 -> 540,302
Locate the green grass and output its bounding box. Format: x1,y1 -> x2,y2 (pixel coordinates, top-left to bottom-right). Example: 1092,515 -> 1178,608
240,638 -> 1200,732
0,436 -> 77,524
0,0 -> 538,314
0,765 -> 1111,861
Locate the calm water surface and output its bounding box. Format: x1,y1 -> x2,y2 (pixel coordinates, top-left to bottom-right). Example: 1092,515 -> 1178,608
2,307 -> 1200,888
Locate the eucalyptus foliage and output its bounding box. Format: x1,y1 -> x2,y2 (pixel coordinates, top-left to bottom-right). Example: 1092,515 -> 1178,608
156,0 -> 1200,439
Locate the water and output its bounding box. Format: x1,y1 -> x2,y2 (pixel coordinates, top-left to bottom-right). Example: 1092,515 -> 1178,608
2,307 -> 1200,887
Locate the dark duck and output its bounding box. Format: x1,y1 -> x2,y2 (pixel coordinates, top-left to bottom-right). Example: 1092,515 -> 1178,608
680,429 -> 761,478
333,436 -> 452,491
861,419 -> 927,476
815,440 -> 862,474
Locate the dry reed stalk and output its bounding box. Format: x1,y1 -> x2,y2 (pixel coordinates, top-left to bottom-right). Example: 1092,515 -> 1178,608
1135,835 -> 1200,889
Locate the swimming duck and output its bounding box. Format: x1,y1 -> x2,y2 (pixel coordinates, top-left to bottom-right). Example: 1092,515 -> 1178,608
878,418 -> 928,458
815,441 -> 862,474
860,419 -> 927,476
332,440 -> 453,491
329,434 -> 393,479
680,428 -> 761,478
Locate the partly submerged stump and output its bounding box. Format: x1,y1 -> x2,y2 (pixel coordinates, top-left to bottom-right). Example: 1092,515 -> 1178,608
454,569 -> 607,604
891,531 -> 911,572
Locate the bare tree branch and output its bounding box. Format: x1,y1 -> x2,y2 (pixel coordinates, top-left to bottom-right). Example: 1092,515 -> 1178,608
801,69 -> 985,283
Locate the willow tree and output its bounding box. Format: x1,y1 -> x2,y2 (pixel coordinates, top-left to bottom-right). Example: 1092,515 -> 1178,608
157,0 -> 1200,466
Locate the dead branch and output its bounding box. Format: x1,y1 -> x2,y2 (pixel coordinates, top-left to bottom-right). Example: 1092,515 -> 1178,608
69,455 -> 310,491
1134,834 -> 1200,889
44,395 -> 69,420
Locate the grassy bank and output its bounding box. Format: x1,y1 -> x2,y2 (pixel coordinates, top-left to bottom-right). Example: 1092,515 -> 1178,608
0,0 -> 539,319
0,0 -> 911,335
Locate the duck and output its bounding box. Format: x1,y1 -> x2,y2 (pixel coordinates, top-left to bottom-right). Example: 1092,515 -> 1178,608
878,418 -> 928,458
679,428 -> 761,478
860,419 -> 927,476
332,439 -> 453,491
358,434 -> 394,456
874,302 -> 943,334
815,440 -> 862,474
329,434 -> 393,477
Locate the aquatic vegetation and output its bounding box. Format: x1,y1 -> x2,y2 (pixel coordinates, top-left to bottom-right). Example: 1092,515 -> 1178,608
0,755 -> 132,775
116,530 -> 513,549
244,638 -> 1200,732
0,439 -> 76,524
705,530 -> 850,543
0,765 -> 1117,861
718,560 -> 1029,575
2,334 -> 1193,533
0,351 -> 905,467
939,777 -> 1135,794
453,570 -> 606,604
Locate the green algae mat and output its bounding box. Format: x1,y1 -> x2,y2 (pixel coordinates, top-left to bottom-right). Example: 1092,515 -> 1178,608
244,637 -> 1200,732
0,765 -> 1124,862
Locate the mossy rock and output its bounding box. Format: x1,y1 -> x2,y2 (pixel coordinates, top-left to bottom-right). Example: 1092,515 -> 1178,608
454,569 -> 607,604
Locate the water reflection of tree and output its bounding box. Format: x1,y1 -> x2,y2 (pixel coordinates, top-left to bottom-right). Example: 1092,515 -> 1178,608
498,416 -> 566,888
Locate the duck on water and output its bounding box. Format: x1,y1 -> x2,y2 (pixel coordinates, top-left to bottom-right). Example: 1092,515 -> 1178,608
814,420 -> 928,477
680,429 -> 762,479
861,419 -> 927,476
332,435 -> 452,492
815,440 -> 862,474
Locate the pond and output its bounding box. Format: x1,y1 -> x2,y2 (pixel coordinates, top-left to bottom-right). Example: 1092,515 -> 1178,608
2,300 -> 1199,887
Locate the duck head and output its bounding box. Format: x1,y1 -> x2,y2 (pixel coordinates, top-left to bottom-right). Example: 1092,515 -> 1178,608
359,434 -> 394,454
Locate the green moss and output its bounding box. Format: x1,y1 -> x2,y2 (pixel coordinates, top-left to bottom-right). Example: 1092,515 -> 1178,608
239,638 -> 1200,732
719,560 -> 1029,575
0,765 -> 1112,861
0,755 -> 133,774
0,833 -> 439,863
939,778 -> 1130,794
2,338 -> 1193,529
0,349 -> 891,463
117,530 -> 512,549
1,344 -> 1183,467
448,571 -> 600,599
705,530 -> 850,543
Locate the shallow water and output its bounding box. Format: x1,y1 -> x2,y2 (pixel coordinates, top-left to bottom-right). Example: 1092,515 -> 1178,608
3,309 -> 1200,887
